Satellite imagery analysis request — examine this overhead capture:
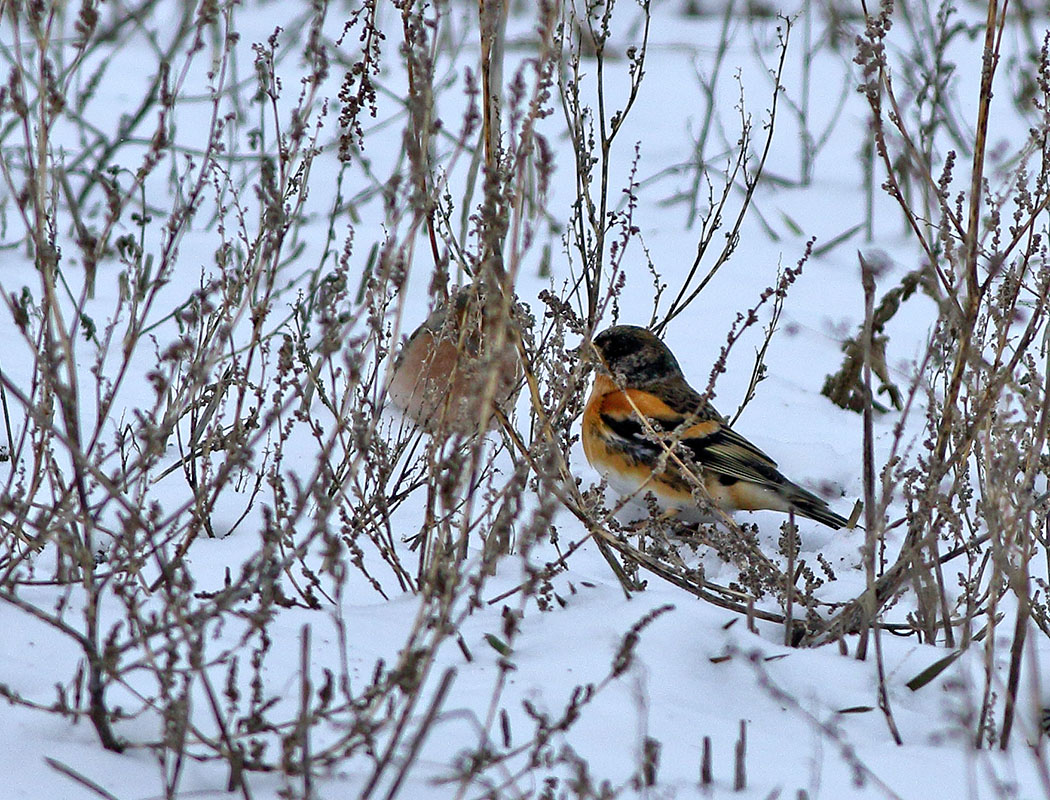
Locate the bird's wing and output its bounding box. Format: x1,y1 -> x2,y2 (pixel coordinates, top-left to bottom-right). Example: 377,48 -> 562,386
595,384 -> 848,528
597,387 -> 782,484
681,425 -> 784,486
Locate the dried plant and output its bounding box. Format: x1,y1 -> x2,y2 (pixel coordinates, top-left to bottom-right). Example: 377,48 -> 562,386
2,0 -> 1050,797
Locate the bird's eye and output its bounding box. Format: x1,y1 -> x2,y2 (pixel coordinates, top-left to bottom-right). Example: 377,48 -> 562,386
602,336 -> 639,361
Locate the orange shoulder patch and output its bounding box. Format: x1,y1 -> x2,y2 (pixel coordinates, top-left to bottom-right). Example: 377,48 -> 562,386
599,387 -> 678,420
678,418 -> 723,440
596,384 -> 722,439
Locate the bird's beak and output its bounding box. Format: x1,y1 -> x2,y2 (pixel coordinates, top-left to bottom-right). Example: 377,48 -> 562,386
570,338 -> 597,364
571,339 -> 608,379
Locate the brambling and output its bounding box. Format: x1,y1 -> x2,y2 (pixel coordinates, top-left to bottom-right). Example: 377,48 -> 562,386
582,325 -> 850,529
388,285 -> 523,436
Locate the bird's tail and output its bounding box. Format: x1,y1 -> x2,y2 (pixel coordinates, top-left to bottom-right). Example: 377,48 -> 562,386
784,484 -> 851,530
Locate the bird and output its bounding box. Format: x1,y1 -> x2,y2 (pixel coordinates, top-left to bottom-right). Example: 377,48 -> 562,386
581,325 -> 850,529
387,285 -> 524,436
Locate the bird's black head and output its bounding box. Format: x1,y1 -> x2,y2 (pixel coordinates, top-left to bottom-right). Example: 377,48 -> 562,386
591,325 -> 683,385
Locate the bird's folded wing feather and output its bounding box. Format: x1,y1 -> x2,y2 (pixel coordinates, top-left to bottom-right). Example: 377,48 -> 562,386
598,388 -> 783,486
683,426 -> 784,486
